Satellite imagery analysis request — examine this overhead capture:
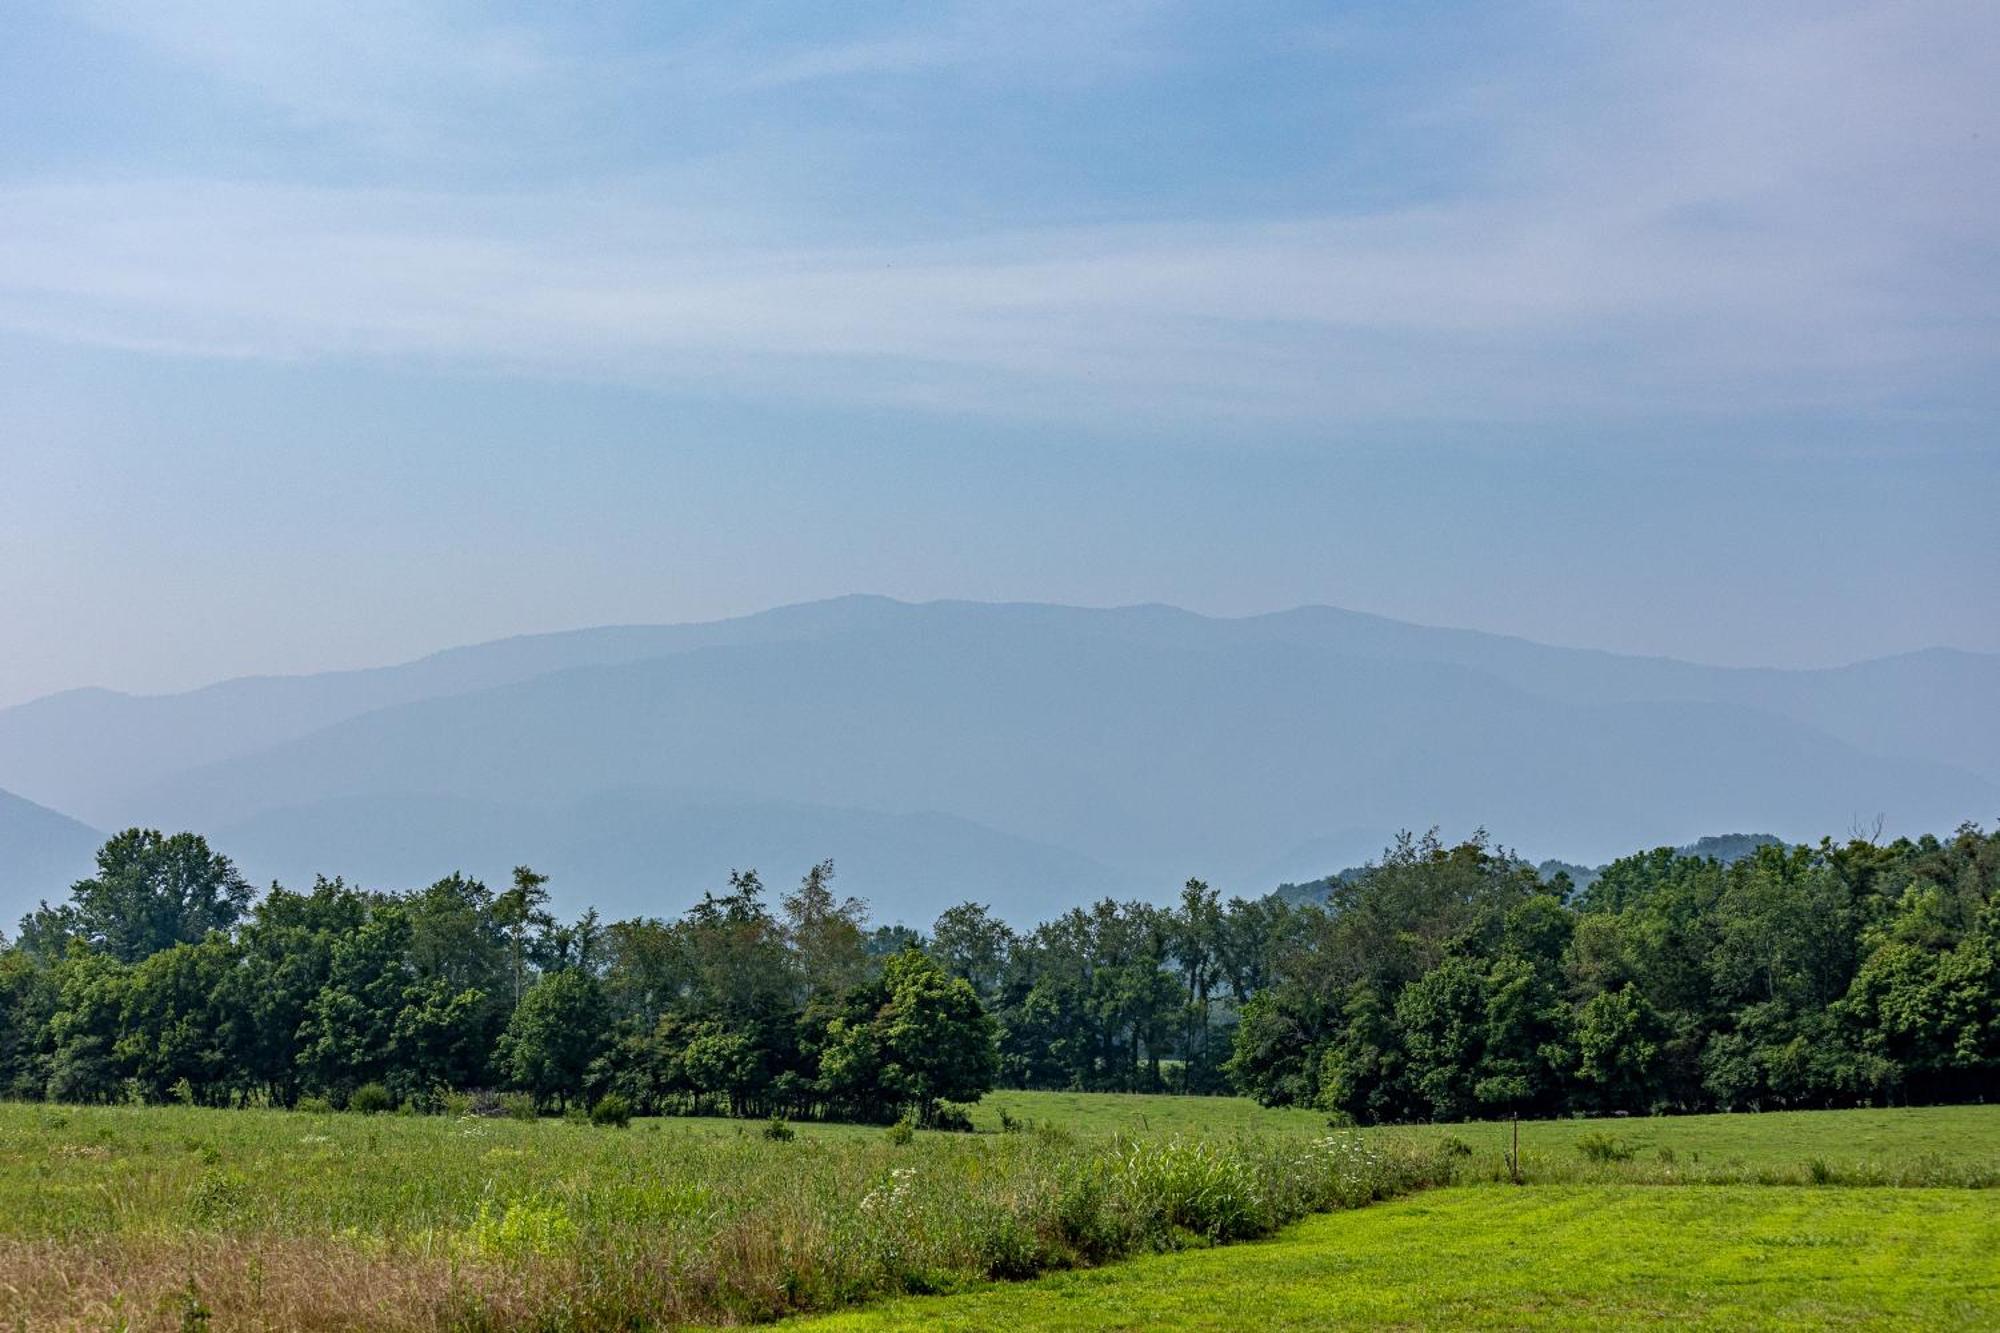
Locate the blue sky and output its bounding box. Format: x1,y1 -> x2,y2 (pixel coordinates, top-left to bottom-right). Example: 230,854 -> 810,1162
1,1 -> 1995,707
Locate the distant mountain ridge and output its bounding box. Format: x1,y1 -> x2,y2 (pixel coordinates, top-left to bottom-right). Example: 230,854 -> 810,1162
0,789 -> 100,916
0,597 -> 1991,926
0,595 -> 922,825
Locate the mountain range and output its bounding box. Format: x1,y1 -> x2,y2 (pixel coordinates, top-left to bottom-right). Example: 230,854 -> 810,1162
0,788 -> 102,917
1,596 -> 1993,927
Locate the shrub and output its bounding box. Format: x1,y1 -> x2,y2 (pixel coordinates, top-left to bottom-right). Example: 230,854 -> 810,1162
1575,1130 -> 1637,1163
885,1115 -> 916,1145
348,1083 -> 393,1116
762,1114 -> 795,1142
500,1092 -> 539,1122
1438,1134 -> 1474,1158
927,1101 -> 975,1133
590,1094 -> 634,1128
293,1095 -> 334,1115
972,1210 -> 1044,1279
998,1108 -> 1024,1133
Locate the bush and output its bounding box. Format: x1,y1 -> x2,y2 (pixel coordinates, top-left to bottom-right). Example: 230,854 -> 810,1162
500,1092 -> 539,1122
885,1116 -> 916,1146
348,1083 -> 393,1115
590,1094 -> 634,1128
293,1095 -> 334,1115
1575,1130 -> 1637,1163
926,1102 -> 975,1133
972,1210 -> 1045,1279
762,1115 -> 795,1142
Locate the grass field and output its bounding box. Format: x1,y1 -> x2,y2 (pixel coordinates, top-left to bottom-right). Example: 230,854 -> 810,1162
978,1091 -> 2000,1176
0,1097 -> 1446,1330
790,1186 -> 2000,1330
1,1094 -> 1995,1329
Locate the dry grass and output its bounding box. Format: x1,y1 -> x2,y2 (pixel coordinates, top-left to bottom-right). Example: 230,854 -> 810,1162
0,1236 -> 526,1332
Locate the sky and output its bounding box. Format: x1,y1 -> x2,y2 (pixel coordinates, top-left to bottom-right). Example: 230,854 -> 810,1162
1,1 -> 1995,709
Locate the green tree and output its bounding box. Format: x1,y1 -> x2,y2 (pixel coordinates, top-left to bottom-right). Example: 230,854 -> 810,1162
929,901 -> 1015,1002
295,903 -> 414,1100
115,935 -> 237,1104
1572,986 -> 1664,1111
499,969 -> 606,1110
782,861 -> 871,1003
493,865 -> 552,1007
43,948 -> 131,1103
1395,955 -> 1489,1121
36,830 -> 252,963
822,950 -> 996,1125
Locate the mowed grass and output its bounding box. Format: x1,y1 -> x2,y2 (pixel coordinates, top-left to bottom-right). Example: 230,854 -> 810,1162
791,1097 -> 2000,1331
789,1185 -> 2000,1331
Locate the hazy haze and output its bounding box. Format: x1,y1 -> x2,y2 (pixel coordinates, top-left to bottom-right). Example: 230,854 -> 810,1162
1,1 -> 1996,708
2,597 -> 1992,925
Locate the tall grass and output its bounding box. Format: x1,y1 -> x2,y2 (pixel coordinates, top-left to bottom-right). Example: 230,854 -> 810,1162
0,1105 -> 1454,1330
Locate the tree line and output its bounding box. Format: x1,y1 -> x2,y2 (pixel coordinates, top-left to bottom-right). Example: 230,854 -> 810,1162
1231,826 -> 2000,1120
0,839 -> 993,1125
1,821 -> 1995,1123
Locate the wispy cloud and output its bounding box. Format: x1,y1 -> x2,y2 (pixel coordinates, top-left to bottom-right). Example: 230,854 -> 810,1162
10,1 -> 1995,429
69,0 -> 562,156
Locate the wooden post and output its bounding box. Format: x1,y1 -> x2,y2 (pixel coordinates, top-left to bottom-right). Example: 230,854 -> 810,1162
1510,1114 -> 1521,1185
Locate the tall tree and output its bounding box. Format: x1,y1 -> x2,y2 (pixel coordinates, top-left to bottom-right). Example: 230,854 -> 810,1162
782,861 -> 870,1003
493,865 -> 551,1007
928,901 -> 1015,1002
33,830 -> 252,963
499,969 -> 607,1111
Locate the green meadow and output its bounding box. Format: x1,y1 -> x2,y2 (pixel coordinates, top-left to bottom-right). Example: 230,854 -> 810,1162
975,1091 -> 2000,1170
793,1186 -> 2000,1331
1,1094 -> 1995,1329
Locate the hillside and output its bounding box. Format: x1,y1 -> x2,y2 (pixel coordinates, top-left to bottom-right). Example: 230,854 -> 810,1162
0,788 -> 100,918
0,599 -> 1990,924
